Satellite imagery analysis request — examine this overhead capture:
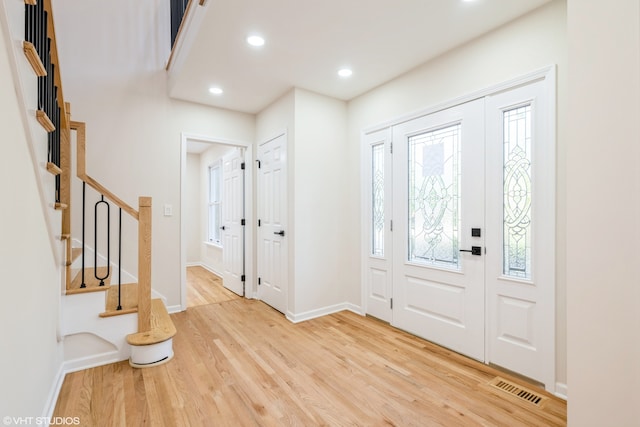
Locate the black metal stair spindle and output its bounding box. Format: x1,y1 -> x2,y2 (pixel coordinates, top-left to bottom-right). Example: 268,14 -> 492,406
117,208 -> 122,311
94,195 -> 110,286
81,182 -> 86,288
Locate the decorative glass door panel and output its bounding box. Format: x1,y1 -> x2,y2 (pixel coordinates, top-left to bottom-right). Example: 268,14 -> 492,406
408,124 -> 461,269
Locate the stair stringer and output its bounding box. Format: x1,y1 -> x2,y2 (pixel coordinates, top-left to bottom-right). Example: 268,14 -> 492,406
61,291 -> 137,369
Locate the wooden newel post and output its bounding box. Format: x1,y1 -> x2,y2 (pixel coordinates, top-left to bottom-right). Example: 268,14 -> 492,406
138,196 -> 152,333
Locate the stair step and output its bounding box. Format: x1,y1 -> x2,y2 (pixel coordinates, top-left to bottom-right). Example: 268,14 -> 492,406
127,299 -> 176,346
66,267 -> 111,295
100,283 -> 138,317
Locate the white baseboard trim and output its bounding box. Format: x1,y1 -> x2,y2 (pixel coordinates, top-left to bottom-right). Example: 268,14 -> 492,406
554,382 -> 567,400
44,350 -> 126,418
286,302 -> 364,323
43,363 -> 65,418
166,304 -> 183,314
199,262 -> 223,278
63,350 -> 125,375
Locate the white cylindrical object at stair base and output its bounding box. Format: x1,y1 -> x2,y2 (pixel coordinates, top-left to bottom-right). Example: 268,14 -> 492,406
129,339 -> 174,368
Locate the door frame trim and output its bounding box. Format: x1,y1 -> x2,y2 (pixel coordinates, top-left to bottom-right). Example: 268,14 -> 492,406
179,132 -> 254,311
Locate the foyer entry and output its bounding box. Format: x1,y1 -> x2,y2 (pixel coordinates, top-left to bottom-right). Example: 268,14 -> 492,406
363,73 -> 556,390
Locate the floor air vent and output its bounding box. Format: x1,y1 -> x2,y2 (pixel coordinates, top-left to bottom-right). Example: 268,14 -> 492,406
488,377 -> 548,407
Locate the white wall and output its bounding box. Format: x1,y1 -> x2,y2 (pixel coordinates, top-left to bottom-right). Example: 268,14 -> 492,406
0,10 -> 64,417
348,0 -> 568,387
566,1 -> 640,425
293,89 -> 351,315
52,0 -> 255,306
185,153 -> 200,263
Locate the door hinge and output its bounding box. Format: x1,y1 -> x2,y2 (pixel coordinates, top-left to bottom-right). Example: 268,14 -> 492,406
390,220 -> 393,232
258,219 -> 261,227
390,142 -> 393,154
390,298 -> 393,309
241,274 -> 245,282
258,277 -> 261,285
241,162 -> 245,170
241,218 -> 245,226
256,159 -> 261,169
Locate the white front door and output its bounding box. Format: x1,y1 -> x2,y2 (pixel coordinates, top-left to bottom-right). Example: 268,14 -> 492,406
392,99 -> 486,361
363,75 -> 555,389
257,134 -> 288,313
221,148 -> 245,296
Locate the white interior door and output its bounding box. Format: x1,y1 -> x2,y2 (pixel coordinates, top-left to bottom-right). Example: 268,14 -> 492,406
364,128 -> 393,322
485,80 -> 555,388
257,134 -> 287,313
392,99 -> 486,361
221,148 -> 245,296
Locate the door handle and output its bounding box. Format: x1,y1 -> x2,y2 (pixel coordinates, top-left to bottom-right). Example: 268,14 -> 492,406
460,246 -> 482,256
274,230 -> 285,237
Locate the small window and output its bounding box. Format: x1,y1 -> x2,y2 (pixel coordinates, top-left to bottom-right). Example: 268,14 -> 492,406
208,163 -> 222,245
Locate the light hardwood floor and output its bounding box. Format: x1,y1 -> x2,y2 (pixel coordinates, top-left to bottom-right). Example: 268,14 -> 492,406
187,266 -> 238,307
52,295 -> 566,426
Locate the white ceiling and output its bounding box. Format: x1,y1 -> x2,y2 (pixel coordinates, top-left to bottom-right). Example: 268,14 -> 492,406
168,0 -> 551,114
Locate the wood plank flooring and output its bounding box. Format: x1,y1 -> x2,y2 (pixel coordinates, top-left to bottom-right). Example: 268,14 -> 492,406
187,266 -> 238,308
52,296 -> 566,426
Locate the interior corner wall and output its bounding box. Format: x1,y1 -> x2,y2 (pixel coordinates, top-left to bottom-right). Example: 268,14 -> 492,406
292,89 -> 351,314
52,1 -> 255,308
566,1 -> 640,425
0,15 -> 64,416
347,0 -> 568,387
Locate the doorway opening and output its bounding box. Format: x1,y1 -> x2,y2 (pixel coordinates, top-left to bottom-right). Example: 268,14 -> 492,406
180,133 -> 254,311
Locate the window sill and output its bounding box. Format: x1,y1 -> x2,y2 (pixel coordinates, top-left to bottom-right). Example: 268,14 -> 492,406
204,241 -> 222,250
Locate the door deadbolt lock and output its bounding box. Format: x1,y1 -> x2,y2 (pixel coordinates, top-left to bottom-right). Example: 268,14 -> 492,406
460,246 -> 482,256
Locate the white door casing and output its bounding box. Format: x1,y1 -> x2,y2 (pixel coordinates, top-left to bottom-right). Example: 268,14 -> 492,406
364,128 -> 393,322
485,79 -> 555,388
221,148 -> 245,296
392,99 -> 486,362
257,134 -> 288,313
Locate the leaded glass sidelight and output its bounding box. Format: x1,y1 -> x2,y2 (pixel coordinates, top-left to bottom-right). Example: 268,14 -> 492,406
408,124 -> 461,269
503,105 -> 532,279
372,143 -> 385,256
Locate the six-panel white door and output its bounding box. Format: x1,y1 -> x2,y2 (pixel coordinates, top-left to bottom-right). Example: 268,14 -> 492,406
221,148 -> 245,296
392,99 -> 486,361
257,134 -> 288,313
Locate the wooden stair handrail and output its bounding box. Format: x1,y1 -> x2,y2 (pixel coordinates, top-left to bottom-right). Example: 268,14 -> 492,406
69,120 -> 139,220
41,0 -> 154,338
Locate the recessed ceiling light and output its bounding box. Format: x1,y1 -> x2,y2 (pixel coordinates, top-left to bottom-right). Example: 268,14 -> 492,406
247,35 -> 265,47
209,87 -> 223,95
338,68 -> 353,78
